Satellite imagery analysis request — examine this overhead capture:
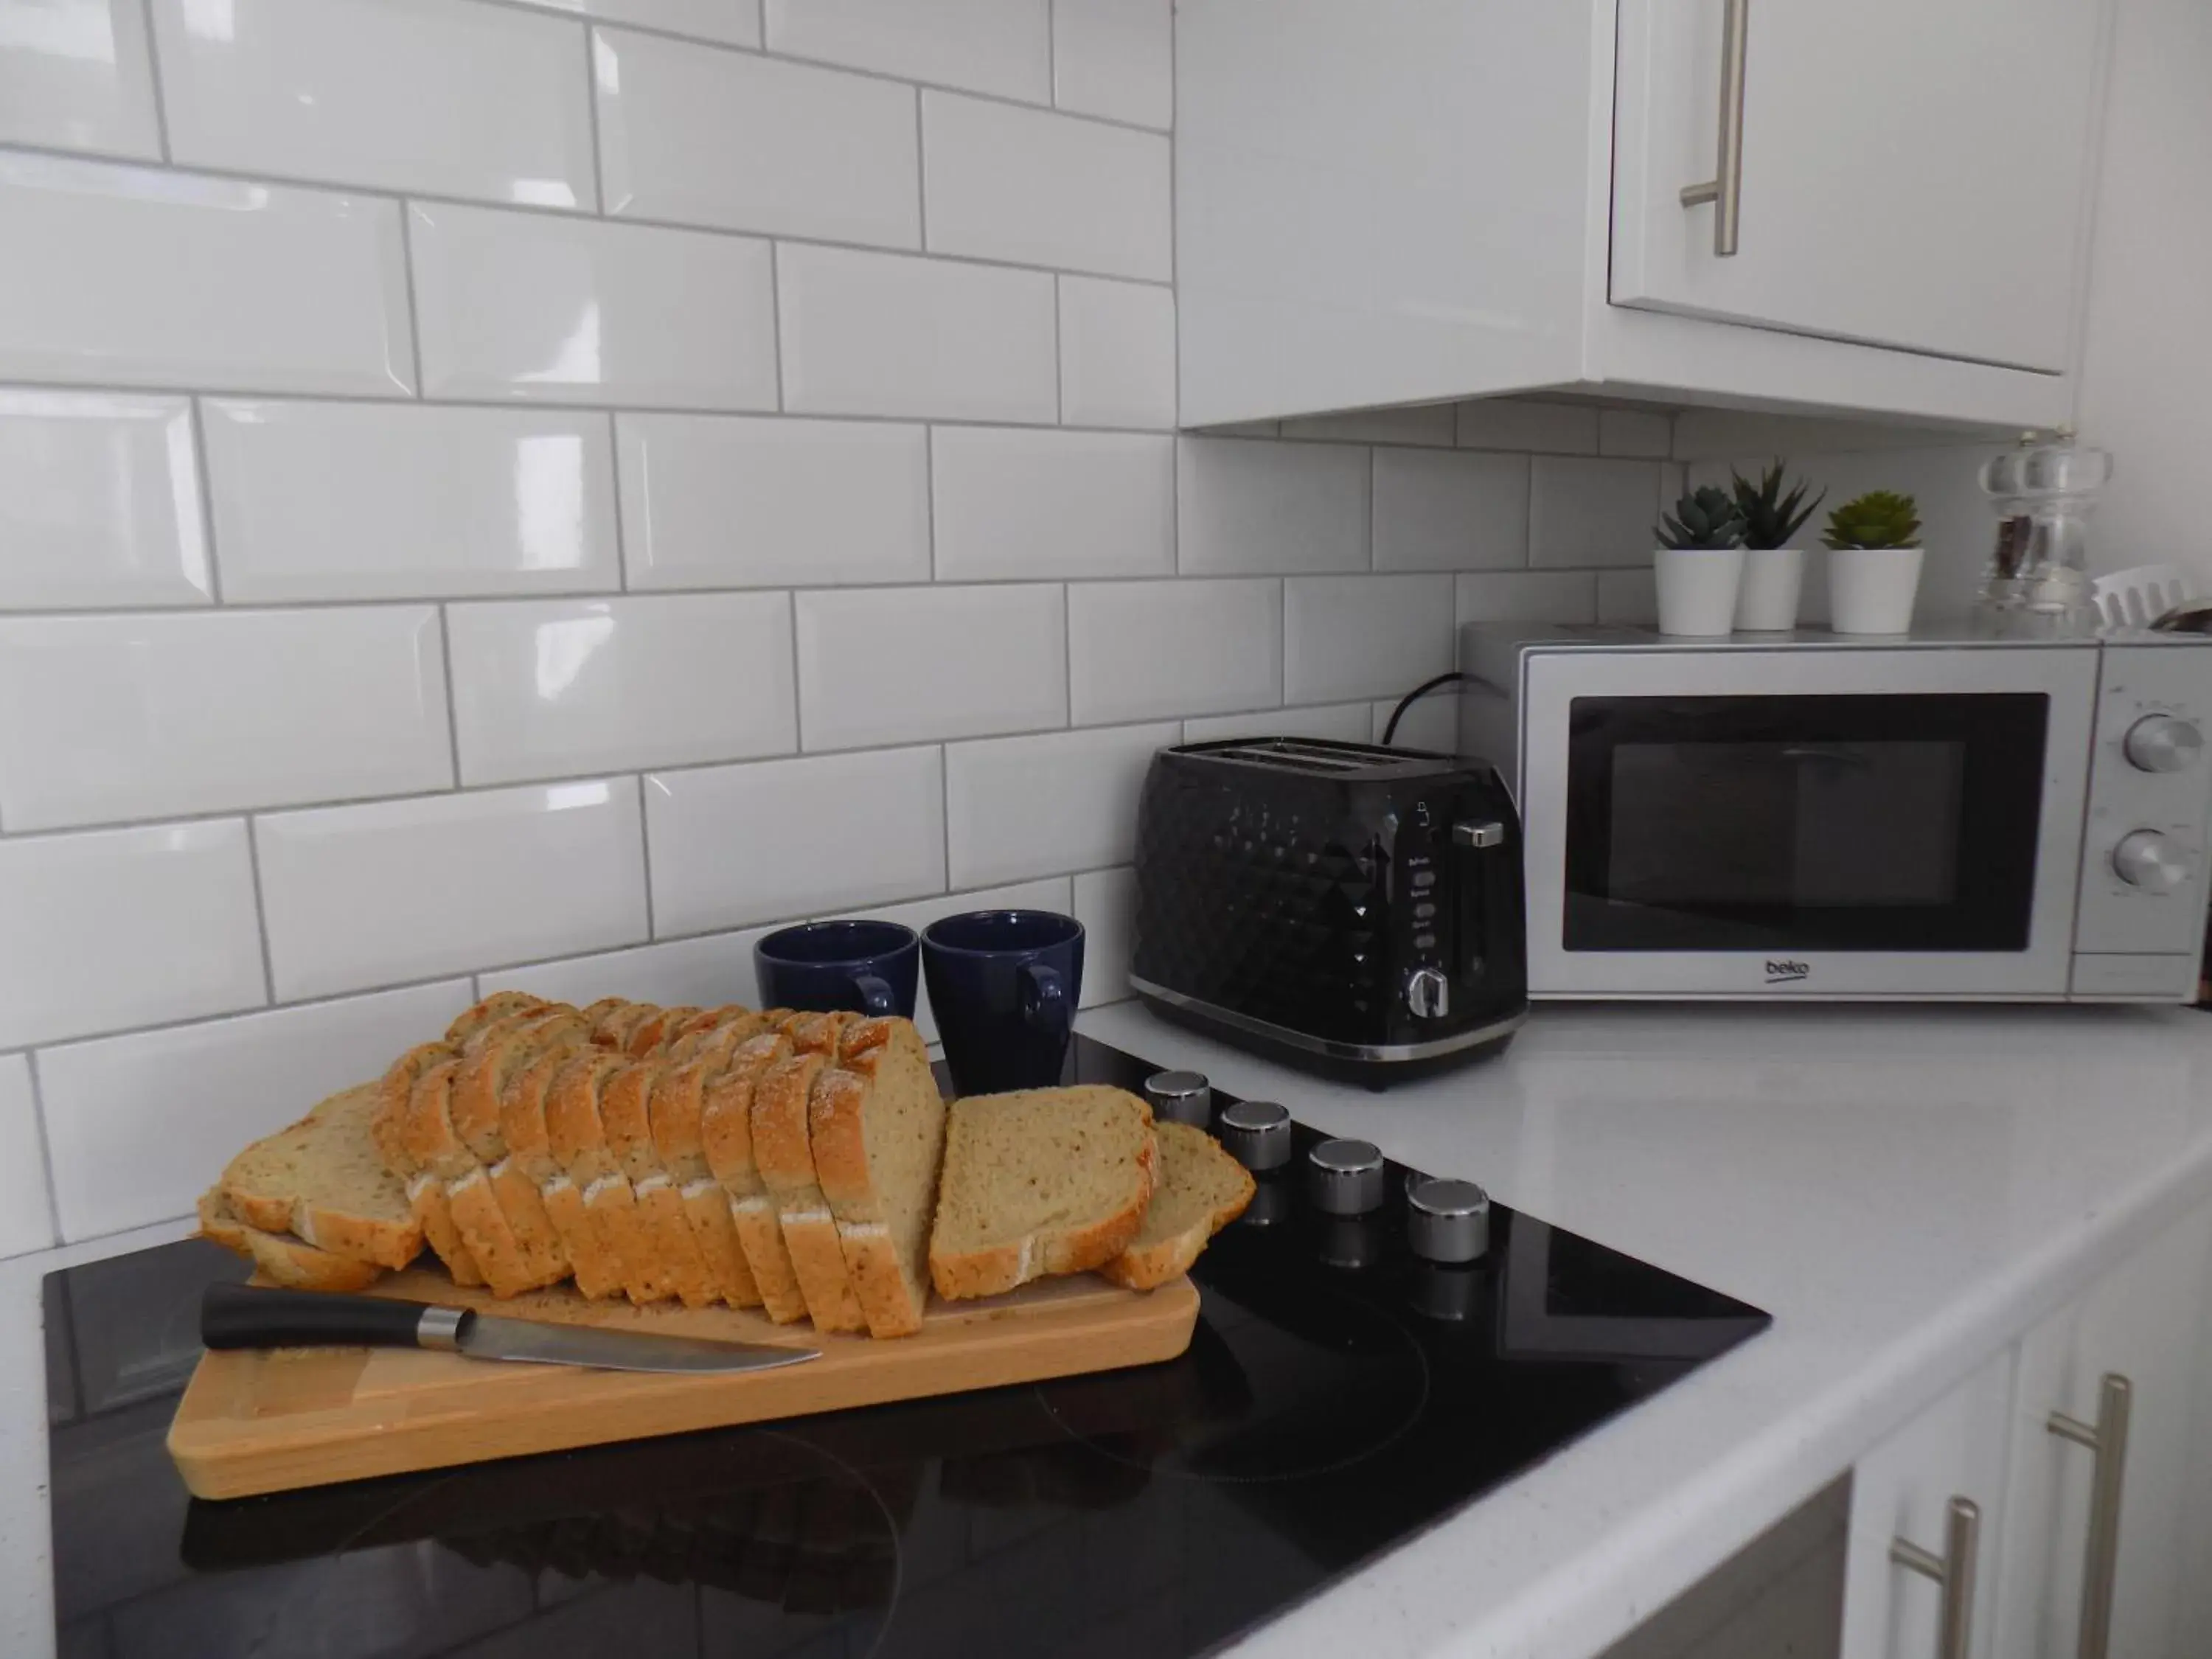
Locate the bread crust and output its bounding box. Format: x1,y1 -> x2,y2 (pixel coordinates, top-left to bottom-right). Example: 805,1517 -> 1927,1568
807,1039 -> 942,1338
198,1187 -> 389,1293
451,1013 -> 588,1283
602,1060 -> 719,1307
702,1032 -> 807,1323
501,1047 -> 620,1299
624,1005 -> 702,1057
220,1085 -> 424,1270
407,1060 -> 549,1298
443,991 -> 549,1048
1097,1124 -> 1255,1291
752,1051 -> 867,1332
591,1002 -> 661,1051
546,1050 -> 674,1304
649,1057 -> 764,1308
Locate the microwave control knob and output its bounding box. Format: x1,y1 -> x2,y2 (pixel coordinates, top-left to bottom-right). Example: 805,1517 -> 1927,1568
1406,1177 -> 1491,1265
1144,1071 -> 1211,1127
1217,1099 -> 1293,1171
1405,967 -> 1451,1020
1307,1138 -> 1385,1216
2124,714 -> 2204,774
2113,830 -> 2191,892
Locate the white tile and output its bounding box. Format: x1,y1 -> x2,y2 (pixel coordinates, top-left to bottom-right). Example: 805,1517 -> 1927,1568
1051,0 -> 1169,128
0,0 -> 159,159
487,924 -> 781,1011
646,747 -> 945,933
1454,570 -> 1598,625
205,401 -> 619,602
944,720 -> 1174,886
765,0 -> 1048,102
932,428 -> 1173,580
409,202 -> 776,410
1599,408 -> 1674,459
1283,406 -> 1455,448
922,91 -> 1170,282
511,0 -> 758,45
257,779 -> 648,999
1284,574 -> 1455,704
617,414 -> 929,589
0,390 -> 209,609
450,594 -> 796,786
1057,276 -> 1175,429
776,243 -> 1056,422
1529,457 -> 1665,568
150,0 -> 595,209
0,1056 -> 53,1257
0,821 -> 264,1048
597,29 -> 917,246
1455,399 -> 1599,454
1181,703 -> 1372,745
796,585 -> 1065,750
1178,437 -> 1368,575
855,876 -> 1071,1041
1371,692 -> 1458,754
1070,864 -> 1135,1006
35,979 -> 472,1242
1068,578 -> 1279,726
0,153 -> 411,395
1373,450 -> 1530,572
1597,567 -> 1660,625
0,608 -> 451,830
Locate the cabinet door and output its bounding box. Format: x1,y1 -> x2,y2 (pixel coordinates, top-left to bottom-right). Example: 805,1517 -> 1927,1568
1842,1350 -> 2015,1659
1991,1206 -> 2212,1658
1611,0 -> 2107,372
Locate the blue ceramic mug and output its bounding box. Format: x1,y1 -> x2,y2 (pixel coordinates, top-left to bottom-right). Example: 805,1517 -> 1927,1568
754,919 -> 919,1018
922,911 -> 1086,1096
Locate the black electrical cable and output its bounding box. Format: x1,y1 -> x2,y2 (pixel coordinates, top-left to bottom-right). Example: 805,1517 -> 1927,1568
1380,671 -> 1468,746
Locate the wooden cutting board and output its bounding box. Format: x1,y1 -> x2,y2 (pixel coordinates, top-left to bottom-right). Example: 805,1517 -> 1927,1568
167,1267 -> 1200,1500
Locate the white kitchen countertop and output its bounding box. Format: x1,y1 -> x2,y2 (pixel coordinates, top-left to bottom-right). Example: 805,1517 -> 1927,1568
6,1000 -> 2212,1659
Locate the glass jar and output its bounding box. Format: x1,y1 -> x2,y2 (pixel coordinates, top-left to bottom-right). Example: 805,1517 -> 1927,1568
1977,431 -> 2112,635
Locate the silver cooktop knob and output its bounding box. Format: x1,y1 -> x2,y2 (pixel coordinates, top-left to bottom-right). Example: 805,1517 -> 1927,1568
1217,1099 -> 1292,1170
1144,1070 -> 1211,1127
1307,1138 -> 1385,1216
2113,830 -> 2191,892
2124,714 -> 2204,774
1406,1177 -> 1491,1264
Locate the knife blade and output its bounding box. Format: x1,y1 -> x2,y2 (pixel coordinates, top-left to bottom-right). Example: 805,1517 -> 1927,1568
201,1281 -> 821,1375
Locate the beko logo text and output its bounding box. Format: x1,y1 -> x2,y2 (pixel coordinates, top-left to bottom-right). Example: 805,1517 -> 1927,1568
1765,960 -> 1810,983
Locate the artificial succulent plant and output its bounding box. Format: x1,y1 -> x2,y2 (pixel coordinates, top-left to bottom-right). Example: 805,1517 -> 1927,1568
1822,490 -> 1923,550
1730,460 -> 1826,550
1655,485 -> 1746,550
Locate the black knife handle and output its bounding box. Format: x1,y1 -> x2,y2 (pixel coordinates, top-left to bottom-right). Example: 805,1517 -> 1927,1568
201,1282 -> 452,1351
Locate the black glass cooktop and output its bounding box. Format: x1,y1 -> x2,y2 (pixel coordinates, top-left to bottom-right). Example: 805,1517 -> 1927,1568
45,1036 -> 1769,1659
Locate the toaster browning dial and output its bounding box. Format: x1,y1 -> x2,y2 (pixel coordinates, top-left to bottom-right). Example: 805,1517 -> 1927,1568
1405,968 -> 1451,1020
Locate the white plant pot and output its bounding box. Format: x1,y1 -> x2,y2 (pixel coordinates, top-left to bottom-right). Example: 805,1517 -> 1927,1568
1828,545 -> 1926,634
1654,546 -> 1745,636
1733,546 -> 1806,631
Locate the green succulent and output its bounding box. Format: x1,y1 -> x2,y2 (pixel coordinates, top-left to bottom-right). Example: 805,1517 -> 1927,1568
1656,485 -> 1745,550
1823,490 -> 1922,551
1730,459 -> 1826,550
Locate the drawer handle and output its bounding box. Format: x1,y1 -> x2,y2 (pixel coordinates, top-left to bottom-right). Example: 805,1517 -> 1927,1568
2048,1371 -> 2132,1659
1678,0 -> 1750,256
1889,1496 -> 1980,1659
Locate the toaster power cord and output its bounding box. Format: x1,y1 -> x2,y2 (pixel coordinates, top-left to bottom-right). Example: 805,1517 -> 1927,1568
1380,672 -> 1468,746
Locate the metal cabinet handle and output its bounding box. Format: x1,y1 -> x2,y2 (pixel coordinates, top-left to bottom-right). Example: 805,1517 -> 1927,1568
2048,1372 -> 2133,1659
1890,1497 -> 1980,1659
1678,0 -> 1750,255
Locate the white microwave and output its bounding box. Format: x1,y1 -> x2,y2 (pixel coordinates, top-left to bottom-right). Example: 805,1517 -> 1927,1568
1458,624 -> 2212,1002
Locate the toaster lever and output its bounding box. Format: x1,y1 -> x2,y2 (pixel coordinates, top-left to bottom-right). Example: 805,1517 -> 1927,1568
1453,820 -> 1506,849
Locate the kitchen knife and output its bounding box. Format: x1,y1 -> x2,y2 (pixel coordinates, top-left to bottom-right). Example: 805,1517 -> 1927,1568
201,1282 -> 821,1375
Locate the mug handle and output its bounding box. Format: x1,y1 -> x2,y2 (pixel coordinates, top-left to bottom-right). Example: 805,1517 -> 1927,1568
851,973 -> 897,1017
1020,962 -> 1071,1041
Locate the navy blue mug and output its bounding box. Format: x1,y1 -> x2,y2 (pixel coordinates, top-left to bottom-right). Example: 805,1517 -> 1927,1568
754,919 -> 919,1018
922,911 -> 1085,1096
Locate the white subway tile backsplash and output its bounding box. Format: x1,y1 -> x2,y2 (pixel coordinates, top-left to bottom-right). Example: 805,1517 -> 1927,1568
1178,438 -> 1369,575
944,720 -> 1173,887
856,876 -> 1071,1041
1455,399 -> 1599,455
1371,450 -> 1529,573
1068,578 -> 1279,726
150,0 -> 597,209
932,428 -> 1173,580
257,779 -> 648,999
449,594 -> 796,785
646,746 -> 945,933
487,925 -> 779,1011
922,92 -> 1171,282
597,29 -> 919,246
204,401 -> 619,602
1284,574 -> 1455,704
0,821 -> 265,1049
777,243 -> 1057,422
1057,276 -> 1175,429
512,0 -> 759,46
1070,864 -> 1135,1006
0,0 -> 159,159
1453,570 -> 1598,625
1596,567 -> 1660,624
35,979 -> 473,1241
1181,703 -> 1372,745
796,585 -> 1066,749
408,203 -> 777,410
0,608 -> 450,830
1283,406 -> 1455,448
0,1057 -> 55,1258
0,153 -> 412,396
1529,457 -> 1664,568
1051,0 -> 1170,129
617,414 -> 930,589
1599,408 -> 1674,459
0,391 -> 209,610
765,0 -> 1049,102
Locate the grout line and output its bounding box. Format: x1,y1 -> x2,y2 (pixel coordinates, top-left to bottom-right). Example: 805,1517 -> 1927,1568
394,200 -> 428,397
185,397 -> 223,604
633,773 -> 658,939
1366,447 -> 1377,571
137,0 -> 171,164
911,84 -> 928,249
435,605 -> 464,787
21,968 -> 491,1057
243,816 -> 279,1004
605,410 -> 631,590
757,0 -> 768,51
1045,0 -> 1057,108
939,745 -> 953,890
23,1051 -> 65,1255
1052,277 -> 1064,424
785,588 -> 805,754
923,425 -> 938,579
1060,580 -> 1074,723
580,24 -> 607,215
767,243 -> 785,412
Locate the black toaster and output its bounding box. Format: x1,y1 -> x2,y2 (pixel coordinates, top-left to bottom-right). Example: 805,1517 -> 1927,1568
1130,738 -> 1527,1083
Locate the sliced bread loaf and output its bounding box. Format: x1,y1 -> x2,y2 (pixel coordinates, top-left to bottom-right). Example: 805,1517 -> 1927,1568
809,1018 -> 946,1338
601,1059 -> 720,1307
546,1049 -> 674,1304
197,1187 -> 386,1293
624,1005 -> 703,1057
220,1084 -> 425,1272
647,1048 -> 764,1308
928,1087 -> 1158,1301
701,1031 -> 810,1324
1098,1121 -> 1254,1290
450,1012 -> 591,1284
444,990 -> 551,1047
501,1044 -> 627,1300
404,1059 -> 550,1298
371,1043 -> 482,1287
590,1001 -> 662,1052
752,1050 -> 868,1332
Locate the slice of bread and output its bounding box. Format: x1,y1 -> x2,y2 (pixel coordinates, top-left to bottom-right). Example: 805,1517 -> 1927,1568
450,1011 -> 591,1283
624,1005 -> 704,1057
591,1001 -> 663,1053
404,1060 -> 550,1298
219,1084 -> 425,1272
647,1048 -> 764,1308
444,990 -> 551,1048
928,1088 -> 1158,1301
546,1049 -> 674,1304
701,1031 -> 810,1324
601,1059 -> 720,1307
1098,1121 -> 1254,1290
501,1044 -> 627,1299
810,1018 -> 946,1338
197,1187 -> 386,1293
751,1051 -> 868,1332
371,1043 -> 482,1288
